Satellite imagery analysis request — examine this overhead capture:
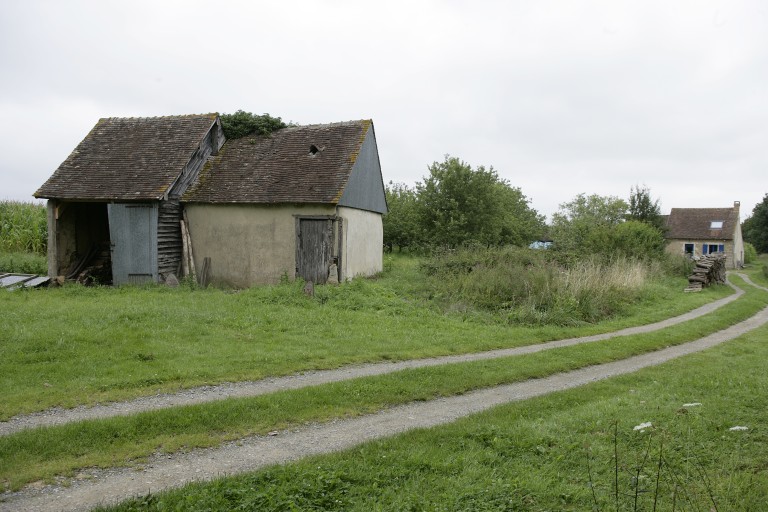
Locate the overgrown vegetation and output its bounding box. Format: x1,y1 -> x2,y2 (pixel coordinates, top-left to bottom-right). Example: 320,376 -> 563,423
219,110 -> 287,139
420,247 -> 661,325
744,241 -> 758,264
384,156 -> 545,251
0,200 -> 46,254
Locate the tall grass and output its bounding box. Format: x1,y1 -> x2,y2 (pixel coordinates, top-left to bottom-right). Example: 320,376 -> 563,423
0,200 -> 47,255
421,247 -> 663,325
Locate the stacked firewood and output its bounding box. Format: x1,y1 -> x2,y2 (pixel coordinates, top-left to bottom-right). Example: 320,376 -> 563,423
684,254 -> 727,292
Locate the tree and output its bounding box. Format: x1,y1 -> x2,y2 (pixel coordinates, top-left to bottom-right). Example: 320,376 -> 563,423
415,156 -> 544,248
628,184 -> 664,230
605,220 -> 666,260
220,111 -> 286,139
383,182 -> 420,251
742,193 -> 768,253
550,193 -> 628,253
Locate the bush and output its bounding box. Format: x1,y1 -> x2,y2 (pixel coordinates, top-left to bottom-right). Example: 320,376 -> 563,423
662,254 -> 694,277
744,242 -> 758,264
420,247 -> 653,325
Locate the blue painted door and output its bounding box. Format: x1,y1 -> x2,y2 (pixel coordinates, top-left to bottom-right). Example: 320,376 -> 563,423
108,203 -> 158,285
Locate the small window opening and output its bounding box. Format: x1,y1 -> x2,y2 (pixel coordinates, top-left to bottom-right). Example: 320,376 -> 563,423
710,221 -> 723,229
309,144 -> 319,156
684,243 -> 694,256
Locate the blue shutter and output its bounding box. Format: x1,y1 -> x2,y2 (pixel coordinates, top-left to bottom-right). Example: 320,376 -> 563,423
702,244 -> 708,255
719,244 -> 725,253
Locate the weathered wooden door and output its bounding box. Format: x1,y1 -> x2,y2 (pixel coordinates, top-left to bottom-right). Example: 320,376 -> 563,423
108,203 -> 158,285
297,219 -> 332,284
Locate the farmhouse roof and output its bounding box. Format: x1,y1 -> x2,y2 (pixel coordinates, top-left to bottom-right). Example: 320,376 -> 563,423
34,114 -> 218,201
665,203 -> 740,240
183,120 -> 375,205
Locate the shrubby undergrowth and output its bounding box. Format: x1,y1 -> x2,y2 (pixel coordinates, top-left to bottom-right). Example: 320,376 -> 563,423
420,246 -> 670,326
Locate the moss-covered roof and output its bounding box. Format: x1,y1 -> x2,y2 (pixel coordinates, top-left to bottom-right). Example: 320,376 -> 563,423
35,114 -> 218,201
183,120 -> 371,204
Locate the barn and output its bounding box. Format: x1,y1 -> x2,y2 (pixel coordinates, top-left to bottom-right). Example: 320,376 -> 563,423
34,115 -> 387,287
182,120 -> 387,287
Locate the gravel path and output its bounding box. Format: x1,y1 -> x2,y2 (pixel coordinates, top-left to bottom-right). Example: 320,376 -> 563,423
0,280 -> 744,437
2,274 -> 765,512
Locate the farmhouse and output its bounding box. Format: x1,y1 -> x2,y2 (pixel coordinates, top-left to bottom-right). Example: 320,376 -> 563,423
664,201 -> 744,269
34,115 -> 386,287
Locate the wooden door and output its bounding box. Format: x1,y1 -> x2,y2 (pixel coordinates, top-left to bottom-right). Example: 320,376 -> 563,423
297,219 -> 332,284
108,203 -> 158,285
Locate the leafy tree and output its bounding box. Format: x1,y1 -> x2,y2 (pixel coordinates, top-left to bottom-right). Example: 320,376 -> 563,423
550,193 -> 628,253
220,110 -> 286,139
415,156 -> 544,248
383,182 -> 420,251
605,220 -> 666,260
628,184 -> 664,230
742,194 -> 768,253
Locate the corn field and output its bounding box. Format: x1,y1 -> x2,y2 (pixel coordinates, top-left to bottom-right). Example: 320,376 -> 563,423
0,201 -> 47,255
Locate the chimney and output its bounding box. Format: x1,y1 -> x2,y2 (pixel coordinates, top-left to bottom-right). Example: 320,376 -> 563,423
734,200 -> 740,210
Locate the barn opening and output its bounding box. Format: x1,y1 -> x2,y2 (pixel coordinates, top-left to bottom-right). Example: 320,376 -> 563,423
51,201 -> 113,284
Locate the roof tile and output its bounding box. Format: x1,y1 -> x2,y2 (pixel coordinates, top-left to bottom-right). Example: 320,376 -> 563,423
35,114 -> 217,201
183,121 -> 369,204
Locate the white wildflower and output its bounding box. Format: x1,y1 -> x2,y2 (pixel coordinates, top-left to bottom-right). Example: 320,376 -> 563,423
633,422 -> 653,431
729,426 -> 749,431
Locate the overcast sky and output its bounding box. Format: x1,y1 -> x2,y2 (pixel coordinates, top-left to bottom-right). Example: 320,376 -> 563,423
1,0 -> 766,221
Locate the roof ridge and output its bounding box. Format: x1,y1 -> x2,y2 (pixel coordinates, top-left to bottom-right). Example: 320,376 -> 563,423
98,113 -> 219,122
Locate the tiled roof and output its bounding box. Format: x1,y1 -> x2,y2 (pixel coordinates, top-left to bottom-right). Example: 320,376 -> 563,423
665,206 -> 740,240
35,114 -> 218,201
183,120 -> 371,204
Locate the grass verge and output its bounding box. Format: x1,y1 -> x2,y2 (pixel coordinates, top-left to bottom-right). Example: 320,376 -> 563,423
1,276 -> 764,491
100,322 -> 768,511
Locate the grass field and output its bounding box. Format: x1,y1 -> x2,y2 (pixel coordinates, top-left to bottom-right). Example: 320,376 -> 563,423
96,257 -> 768,511
102,322 -> 768,511
0,256 -> 732,419
2,254 -> 766,507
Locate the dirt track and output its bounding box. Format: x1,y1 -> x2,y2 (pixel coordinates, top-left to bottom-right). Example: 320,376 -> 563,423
2,274 -> 766,512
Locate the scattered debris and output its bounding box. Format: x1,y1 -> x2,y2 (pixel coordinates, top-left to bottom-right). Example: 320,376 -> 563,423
0,273 -> 51,290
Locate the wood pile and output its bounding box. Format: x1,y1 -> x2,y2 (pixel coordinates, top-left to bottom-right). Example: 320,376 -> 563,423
684,254 -> 727,292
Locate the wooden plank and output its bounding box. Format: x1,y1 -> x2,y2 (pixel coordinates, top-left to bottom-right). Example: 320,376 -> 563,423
180,220 -> 190,278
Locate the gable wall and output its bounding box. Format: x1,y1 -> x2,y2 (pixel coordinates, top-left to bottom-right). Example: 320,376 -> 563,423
337,206 -> 383,279
337,127 -> 387,214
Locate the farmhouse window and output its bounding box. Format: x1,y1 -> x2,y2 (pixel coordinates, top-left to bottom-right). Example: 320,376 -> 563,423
710,221 -> 723,229
704,244 -> 724,254
684,243 -> 694,256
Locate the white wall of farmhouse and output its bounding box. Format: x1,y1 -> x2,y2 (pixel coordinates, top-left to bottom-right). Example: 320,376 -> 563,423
185,203 -> 335,288
338,206 -> 383,279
